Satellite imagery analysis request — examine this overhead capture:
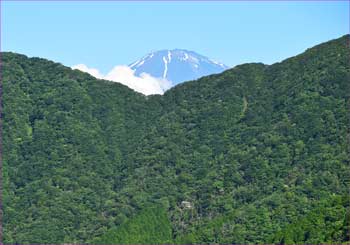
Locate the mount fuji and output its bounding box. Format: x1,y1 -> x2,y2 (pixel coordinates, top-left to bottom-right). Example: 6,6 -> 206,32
129,49 -> 229,86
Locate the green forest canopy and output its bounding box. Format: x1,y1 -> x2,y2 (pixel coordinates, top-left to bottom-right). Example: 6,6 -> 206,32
2,35 -> 350,244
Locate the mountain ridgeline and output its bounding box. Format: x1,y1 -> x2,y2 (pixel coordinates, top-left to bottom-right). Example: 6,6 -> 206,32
2,35 -> 350,244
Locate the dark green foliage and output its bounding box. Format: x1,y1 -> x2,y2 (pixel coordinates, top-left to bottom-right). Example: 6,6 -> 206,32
2,35 -> 350,244
271,195 -> 349,244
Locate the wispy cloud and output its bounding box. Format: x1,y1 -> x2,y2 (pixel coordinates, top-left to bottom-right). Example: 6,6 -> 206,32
72,64 -> 172,95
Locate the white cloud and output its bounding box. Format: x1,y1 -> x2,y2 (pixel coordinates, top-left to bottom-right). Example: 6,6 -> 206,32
72,64 -> 104,79
72,64 -> 172,95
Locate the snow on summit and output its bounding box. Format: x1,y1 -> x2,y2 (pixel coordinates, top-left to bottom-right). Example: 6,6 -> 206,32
129,49 -> 229,86
73,49 -> 229,96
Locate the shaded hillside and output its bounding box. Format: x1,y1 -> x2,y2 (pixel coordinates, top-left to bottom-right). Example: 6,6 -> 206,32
2,35 -> 349,244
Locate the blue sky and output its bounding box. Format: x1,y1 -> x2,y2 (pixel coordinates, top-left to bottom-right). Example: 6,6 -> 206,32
2,1 -> 349,73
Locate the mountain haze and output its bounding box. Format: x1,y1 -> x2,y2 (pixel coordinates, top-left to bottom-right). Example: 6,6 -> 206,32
2,35 -> 349,244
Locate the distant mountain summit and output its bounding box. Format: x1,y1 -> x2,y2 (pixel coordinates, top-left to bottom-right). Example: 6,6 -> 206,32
129,49 -> 229,86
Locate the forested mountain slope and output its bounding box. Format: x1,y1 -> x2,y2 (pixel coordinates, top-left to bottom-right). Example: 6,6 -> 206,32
2,35 -> 349,244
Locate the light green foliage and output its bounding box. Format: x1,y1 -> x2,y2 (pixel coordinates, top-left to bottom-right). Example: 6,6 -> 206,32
91,205 -> 172,244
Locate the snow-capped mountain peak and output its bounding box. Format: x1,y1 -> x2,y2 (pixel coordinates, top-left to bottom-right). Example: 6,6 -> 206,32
129,49 -> 229,86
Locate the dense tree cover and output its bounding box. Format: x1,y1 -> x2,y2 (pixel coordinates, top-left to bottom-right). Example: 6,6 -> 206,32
2,35 -> 349,244
91,205 -> 172,244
